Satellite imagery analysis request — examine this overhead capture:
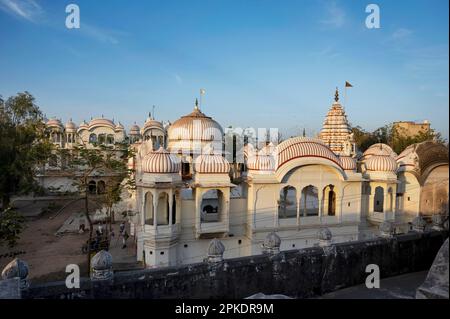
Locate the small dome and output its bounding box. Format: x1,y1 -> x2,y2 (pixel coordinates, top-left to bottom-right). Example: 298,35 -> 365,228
79,120 -> 89,129
91,250 -> 113,270
339,155 -> 356,171
264,232 -> 281,249
168,103 -> 223,143
65,119 -> 77,131
142,147 -> 181,173
363,143 -> 397,160
46,118 -> 63,128
365,148 -> 398,172
1,258 -> 29,280
379,221 -> 394,236
194,153 -> 230,174
207,238 -> 225,257
143,117 -> 164,131
88,118 -> 115,129
317,228 -> 332,241
247,153 -> 275,171
412,216 -> 427,228
115,122 -> 125,131
130,124 -> 140,135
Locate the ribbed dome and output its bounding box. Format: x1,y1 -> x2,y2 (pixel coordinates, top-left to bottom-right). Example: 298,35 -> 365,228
339,155 -> 356,171
247,153 -> 276,171
276,137 -> 342,170
65,119 -> 77,131
115,122 -> 125,131
194,153 -> 230,174
129,124 -> 141,135
143,116 -> 164,131
207,238 -> 225,256
363,143 -> 397,160
142,147 -> 181,173
88,118 -> 115,129
78,120 -> 89,129
264,232 -> 281,249
46,118 -> 63,128
168,104 -> 223,143
365,147 -> 398,172
318,90 -> 353,154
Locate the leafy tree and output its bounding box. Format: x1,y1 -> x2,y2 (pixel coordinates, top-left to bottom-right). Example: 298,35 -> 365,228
352,123 -> 446,154
0,207 -> 25,248
0,92 -> 52,247
63,141 -> 133,268
0,92 -> 53,209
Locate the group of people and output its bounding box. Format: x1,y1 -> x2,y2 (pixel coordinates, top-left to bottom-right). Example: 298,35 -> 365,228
81,220 -> 130,252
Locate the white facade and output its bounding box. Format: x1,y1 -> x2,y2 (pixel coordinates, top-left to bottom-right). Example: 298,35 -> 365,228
41,92 -> 449,269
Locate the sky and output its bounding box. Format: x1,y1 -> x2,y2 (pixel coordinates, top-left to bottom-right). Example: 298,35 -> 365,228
0,0 -> 448,138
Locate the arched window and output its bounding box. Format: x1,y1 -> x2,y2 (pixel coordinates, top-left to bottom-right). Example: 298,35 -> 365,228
97,180 -> 106,194
278,186 -> 297,219
324,185 -> 336,216
89,133 -> 97,144
157,192 -> 169,225
107,134 -> 114,145
144,192 -> 154,225
88,181 -> 97,194
300,185 -> 319,216
374,186 -> 384,212
172,194 -> 176,224
98,134 -> 106,145
201,189 -> 223,223
388,187 -> 393,212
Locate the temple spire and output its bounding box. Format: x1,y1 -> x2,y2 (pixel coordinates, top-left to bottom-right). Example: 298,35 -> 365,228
334,87 -> 339,102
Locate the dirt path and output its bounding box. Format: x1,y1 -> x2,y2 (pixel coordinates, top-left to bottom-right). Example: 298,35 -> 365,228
0,199 -> 98,283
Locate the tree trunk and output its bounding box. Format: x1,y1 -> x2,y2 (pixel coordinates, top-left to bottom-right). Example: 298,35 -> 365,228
2,194 -> 11,211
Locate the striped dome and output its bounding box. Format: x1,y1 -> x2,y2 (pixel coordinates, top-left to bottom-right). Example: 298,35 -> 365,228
276,137 -> 342,170
46,118 -> 63,128
339,155 -> 356,171
65,119 -> 77,131
78,120 -> 89,129
194,153 -> 230,174
362,143 -> 397,160
88,118 -> 115,129
365,148 -> 397,172
115,122 -> 125,131
247,153 -> 275,171
129,124 -> 141,135
143,116 -> 164,131
142,147 -> 181,174
168,104 -> 223,142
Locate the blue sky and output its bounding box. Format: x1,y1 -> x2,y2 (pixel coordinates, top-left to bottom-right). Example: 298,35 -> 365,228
0,0 -> 448,138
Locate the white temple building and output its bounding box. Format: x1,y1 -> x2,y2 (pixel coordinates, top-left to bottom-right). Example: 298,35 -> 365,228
41,89 -> 449,268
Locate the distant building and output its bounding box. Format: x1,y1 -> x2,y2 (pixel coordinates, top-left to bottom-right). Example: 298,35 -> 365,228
393,120 -> 431,138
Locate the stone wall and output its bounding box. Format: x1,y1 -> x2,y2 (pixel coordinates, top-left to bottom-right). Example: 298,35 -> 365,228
21,230 -> 447,299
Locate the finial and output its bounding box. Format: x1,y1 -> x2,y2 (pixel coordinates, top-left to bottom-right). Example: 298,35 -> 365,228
194,98 -> 199,110
334,87 -> 339,102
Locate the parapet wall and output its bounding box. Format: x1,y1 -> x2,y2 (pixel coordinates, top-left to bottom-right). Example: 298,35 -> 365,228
23,230 -> 447,299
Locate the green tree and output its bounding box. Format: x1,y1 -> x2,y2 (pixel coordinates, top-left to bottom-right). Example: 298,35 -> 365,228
0,92 -> 52,247
0,92 -> 52,209
64,141 -> 133,269
0,208 -> 25,248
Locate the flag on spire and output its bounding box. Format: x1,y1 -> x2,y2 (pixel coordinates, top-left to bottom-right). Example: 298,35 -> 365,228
345,81 -> 353,88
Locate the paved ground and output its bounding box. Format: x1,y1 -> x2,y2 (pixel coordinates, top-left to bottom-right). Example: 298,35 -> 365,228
320,271 -> 428,299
